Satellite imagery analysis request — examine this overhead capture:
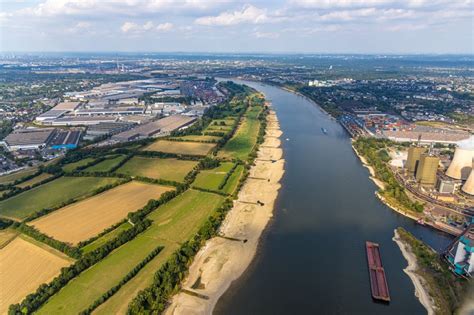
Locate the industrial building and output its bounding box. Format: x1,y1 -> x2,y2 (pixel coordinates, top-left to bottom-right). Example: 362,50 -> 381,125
437,176 -> 457,194
446,137 -> 474,180
74,107 -> 144,116
406,146 -> 427,175
383,130 -> 470,144
1,128 -> 56,151
111,115 -> 196,143
415,154 -> 439,186
445,223 -> 474,278
49,130 -> 82,150
84,122 -> 134,140
42,116 -> 118,126
53,101 -> 81,111
35,110 -> 67,122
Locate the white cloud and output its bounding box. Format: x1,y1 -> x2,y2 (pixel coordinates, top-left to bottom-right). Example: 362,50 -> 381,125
121,21 -> 141,33
156,22 -> 173,31
121,21 -> 173,33
195,5 -> 270,26
17,0 -> 226,17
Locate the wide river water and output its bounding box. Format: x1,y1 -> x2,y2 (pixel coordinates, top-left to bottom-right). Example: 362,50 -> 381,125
214,80 -> 454,314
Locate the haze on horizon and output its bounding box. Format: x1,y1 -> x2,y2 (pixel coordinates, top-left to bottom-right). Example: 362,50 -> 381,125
0,0 -> 473,54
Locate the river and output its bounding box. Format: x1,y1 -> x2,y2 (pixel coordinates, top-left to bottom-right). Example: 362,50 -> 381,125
214,80 -> 453,314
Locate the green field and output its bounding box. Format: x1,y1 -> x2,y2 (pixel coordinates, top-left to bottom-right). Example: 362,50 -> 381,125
116,157 -> 197,182
221,165 -> 244,194
15,173 -> 53,189
85,156 -> 126,173
0,168 -> 38,185
36,190 -> 224,315
218,106 -> 262,160
81,222 -> 133,254
169,135 -> 222,142
193,162 -> 235,191
62,158 -> 96,172
0,177 -> 120,220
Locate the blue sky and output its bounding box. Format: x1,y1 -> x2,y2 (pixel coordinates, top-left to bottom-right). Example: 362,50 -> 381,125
0,0 -> 473,53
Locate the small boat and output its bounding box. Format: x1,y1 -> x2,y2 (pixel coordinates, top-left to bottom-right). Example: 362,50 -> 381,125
366,241 -> 391,302
416,218 -> 425,226
321,128 -> 328,134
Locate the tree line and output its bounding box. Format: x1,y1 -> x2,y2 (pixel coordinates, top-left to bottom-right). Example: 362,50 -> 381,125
9,220 -> 152,315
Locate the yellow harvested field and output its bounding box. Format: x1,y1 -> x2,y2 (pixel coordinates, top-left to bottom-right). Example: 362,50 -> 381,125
144,140 -> 215,156
30,181 -> 173,245
0,237 -> 71,314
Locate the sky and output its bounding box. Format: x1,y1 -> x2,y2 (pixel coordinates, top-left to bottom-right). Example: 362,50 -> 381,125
0,0 -> 473,54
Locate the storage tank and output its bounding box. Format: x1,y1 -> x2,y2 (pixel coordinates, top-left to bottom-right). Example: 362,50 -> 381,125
406,146 -> 427,175
416,154 -> 439,186
446,137 -> 474,180
462,167 -> 474,195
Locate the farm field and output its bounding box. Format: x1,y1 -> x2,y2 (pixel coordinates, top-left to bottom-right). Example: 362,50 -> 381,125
169,134 -> 221,142
80,222 -> 133,254
30,181 -> 173,245
0,176 -> 120,220
36,190 -> 224,315
222,164 -> 245,194
0,167 -> 38,184
116,157 -> 197,182
85,155 -> 126,172
144,140 -> 215,156
0,228 -> 18,249
62,158 -> 95,172
0,236 -> 72,314
193,162 -> 235,191
218,106 -> 262,160
15,173 -> 53,188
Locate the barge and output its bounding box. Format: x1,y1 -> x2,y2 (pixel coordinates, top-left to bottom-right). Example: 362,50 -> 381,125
366,241 -> 391,302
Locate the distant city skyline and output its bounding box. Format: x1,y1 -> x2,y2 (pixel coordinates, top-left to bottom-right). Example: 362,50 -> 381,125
1,0 -> 473,54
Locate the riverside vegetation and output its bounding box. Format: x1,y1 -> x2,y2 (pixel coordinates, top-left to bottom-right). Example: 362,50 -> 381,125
3,81 -> 269,314
353,137 -> 424,214
396,228 -> 469,315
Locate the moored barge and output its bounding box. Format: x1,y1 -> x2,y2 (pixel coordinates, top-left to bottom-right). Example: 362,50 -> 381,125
366,241 -> 391,302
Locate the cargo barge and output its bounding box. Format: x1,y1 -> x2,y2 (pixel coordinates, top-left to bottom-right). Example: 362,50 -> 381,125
366,241 -> 391,302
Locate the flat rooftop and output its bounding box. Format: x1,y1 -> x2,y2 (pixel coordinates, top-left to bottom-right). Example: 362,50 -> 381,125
3,129 -> 56,146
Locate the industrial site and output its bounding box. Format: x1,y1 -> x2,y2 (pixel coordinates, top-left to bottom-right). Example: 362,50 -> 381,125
1,77 -> 223,174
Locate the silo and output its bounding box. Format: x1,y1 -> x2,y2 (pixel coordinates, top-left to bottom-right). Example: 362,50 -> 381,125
462,168 -> 474,196
446,137 -> 474,180
416,154 -> 439,186
406,146 -> 427,175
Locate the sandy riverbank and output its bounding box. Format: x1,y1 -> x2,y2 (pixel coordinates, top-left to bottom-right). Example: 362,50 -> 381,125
393,229 -> 437,315
351,144 -> 386,190
164,110 -> 285,315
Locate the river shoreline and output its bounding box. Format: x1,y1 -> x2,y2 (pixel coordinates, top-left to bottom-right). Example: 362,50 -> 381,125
351,143 -> 421,221
164,109 -> 285,315
393,229 -> 436,315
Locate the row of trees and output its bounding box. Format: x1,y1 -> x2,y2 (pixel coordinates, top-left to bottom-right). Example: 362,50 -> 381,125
353,137 -> 424,213
9,220 -> 152,315
127,199 -> 234,314
13,223 -> 81,258
218,163 -> 239,190
80,245 -> 164,315
127,90 -> 268,313
0,172 -> 62,202
23,178 -> 131,222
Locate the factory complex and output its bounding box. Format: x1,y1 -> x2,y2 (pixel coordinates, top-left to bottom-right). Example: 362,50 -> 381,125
1,78 -> 226,158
